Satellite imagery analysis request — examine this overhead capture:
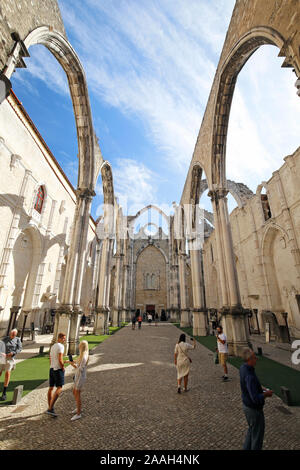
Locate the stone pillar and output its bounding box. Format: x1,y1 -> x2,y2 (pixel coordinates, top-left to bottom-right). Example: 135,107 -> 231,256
94,236 -> 114,335
55,188 -> 94,354
112,253 -> 124,327
94,308 -> 109,335
121,263 -> 130,323
218,191 -> 241,306
208,190 -> 229,307
208,188 -> 250,356
190,245 -> 207,336
169,264 -> 180,322
178,252 -> 190,327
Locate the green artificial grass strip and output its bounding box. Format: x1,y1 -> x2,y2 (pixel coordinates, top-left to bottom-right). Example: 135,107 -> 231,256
80,334 -> 109,351
174,323 -> 300,406
0,354 -> 50,406
0,325 -> 123,405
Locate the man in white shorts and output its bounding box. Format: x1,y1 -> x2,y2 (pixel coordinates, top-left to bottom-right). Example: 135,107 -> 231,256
0,329 -> 22,401
216,325 -> 229,381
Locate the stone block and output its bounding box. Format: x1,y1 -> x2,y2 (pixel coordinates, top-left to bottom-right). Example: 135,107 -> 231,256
12,385 -> 23,405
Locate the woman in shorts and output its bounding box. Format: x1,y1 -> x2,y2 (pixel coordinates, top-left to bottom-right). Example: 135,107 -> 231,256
69,340 -> 89,421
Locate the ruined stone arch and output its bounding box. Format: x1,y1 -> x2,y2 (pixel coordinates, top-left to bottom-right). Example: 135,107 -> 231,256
12,225 -> 43,312
199,179 -> 253,209
180,3 -> 300,205
4,26 -> 96,192
130,205 -> 170,231
212,25 -> 299,187
261,223 -> 291,315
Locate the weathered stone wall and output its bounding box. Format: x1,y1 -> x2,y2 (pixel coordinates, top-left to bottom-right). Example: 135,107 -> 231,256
135,244 -> 168,314
203,146 -> 300,337
0,90 -> 96,336
0,0 -> 65,70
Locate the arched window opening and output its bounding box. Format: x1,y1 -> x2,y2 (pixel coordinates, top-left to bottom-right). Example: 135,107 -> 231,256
261,194 -> 272,221
260,187 -> 272,221
34,186 -> 45,214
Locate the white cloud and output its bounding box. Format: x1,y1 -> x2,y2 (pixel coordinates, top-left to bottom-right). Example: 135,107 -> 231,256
227,45 -> 300,192
59,0 -> 234,172
12,0 -> 300,211
113,158 -> 160,212
13,45 -> 69,97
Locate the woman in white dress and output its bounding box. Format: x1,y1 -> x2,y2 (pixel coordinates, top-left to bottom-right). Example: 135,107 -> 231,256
68,340 -> 89,421
174,333 -> 196,393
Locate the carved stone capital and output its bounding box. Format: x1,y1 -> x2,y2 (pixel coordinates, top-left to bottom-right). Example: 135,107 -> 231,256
208,188 -> 229,202
76,187 -> 96,200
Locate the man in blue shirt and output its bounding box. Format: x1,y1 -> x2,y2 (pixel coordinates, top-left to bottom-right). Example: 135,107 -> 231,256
240,348 -> 273,450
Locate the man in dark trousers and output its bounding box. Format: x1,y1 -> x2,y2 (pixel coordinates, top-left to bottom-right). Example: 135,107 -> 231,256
0,328 -> 22,401
240,348 -> 273,450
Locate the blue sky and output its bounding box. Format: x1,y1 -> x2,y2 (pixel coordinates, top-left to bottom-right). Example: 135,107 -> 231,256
11,0 -> 300,219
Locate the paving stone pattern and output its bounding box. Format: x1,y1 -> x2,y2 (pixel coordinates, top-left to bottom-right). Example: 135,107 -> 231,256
0,323 -> 299,450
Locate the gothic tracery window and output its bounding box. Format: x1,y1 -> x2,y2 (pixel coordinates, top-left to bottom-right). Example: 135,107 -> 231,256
34,186 -> 45,214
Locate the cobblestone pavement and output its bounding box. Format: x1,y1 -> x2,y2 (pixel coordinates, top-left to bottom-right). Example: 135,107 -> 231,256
0,323 -> 299,450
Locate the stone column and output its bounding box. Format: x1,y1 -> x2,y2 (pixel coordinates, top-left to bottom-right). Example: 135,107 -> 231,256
190,244 -> 207,336
170,264 -> 181,322
94,237 -> 113,335
55,188 -> 94,354
121,263 -> 130,323
178,252 -> 190,327
112,253 -> 124,326
218,190 -> 241,306
208,188 -> 250,356
208,190 -> 228,307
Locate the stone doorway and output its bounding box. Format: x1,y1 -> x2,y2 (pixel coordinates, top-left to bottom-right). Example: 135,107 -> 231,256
146,305 -> 155,314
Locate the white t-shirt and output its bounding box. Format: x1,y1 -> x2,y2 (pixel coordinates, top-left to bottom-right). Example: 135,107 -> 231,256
217,333 -> 228,353
50,343 -> 64,370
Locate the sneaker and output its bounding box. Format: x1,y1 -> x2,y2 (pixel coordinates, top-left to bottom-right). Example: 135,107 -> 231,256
183,388 -> 190,392
223,376 -> 229,381
71,414 -> 81,421
71,408 -> 78,414
177,387 -> 181,394
46,409 -> 57,417
0,394 -> 7,401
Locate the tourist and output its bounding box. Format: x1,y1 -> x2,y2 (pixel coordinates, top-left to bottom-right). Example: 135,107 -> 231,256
131,313 -> 137,330
137,313 -> 142,329
80,313 -> 87,331
154,312 -> 159,326
0,329 -> 22,401
46,332 -> 67,417
147,312 -> 152,325
216,325 -> 229,381
240,348 -> 273,450
174,333 -> 196,393
68,340 -> 89,421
